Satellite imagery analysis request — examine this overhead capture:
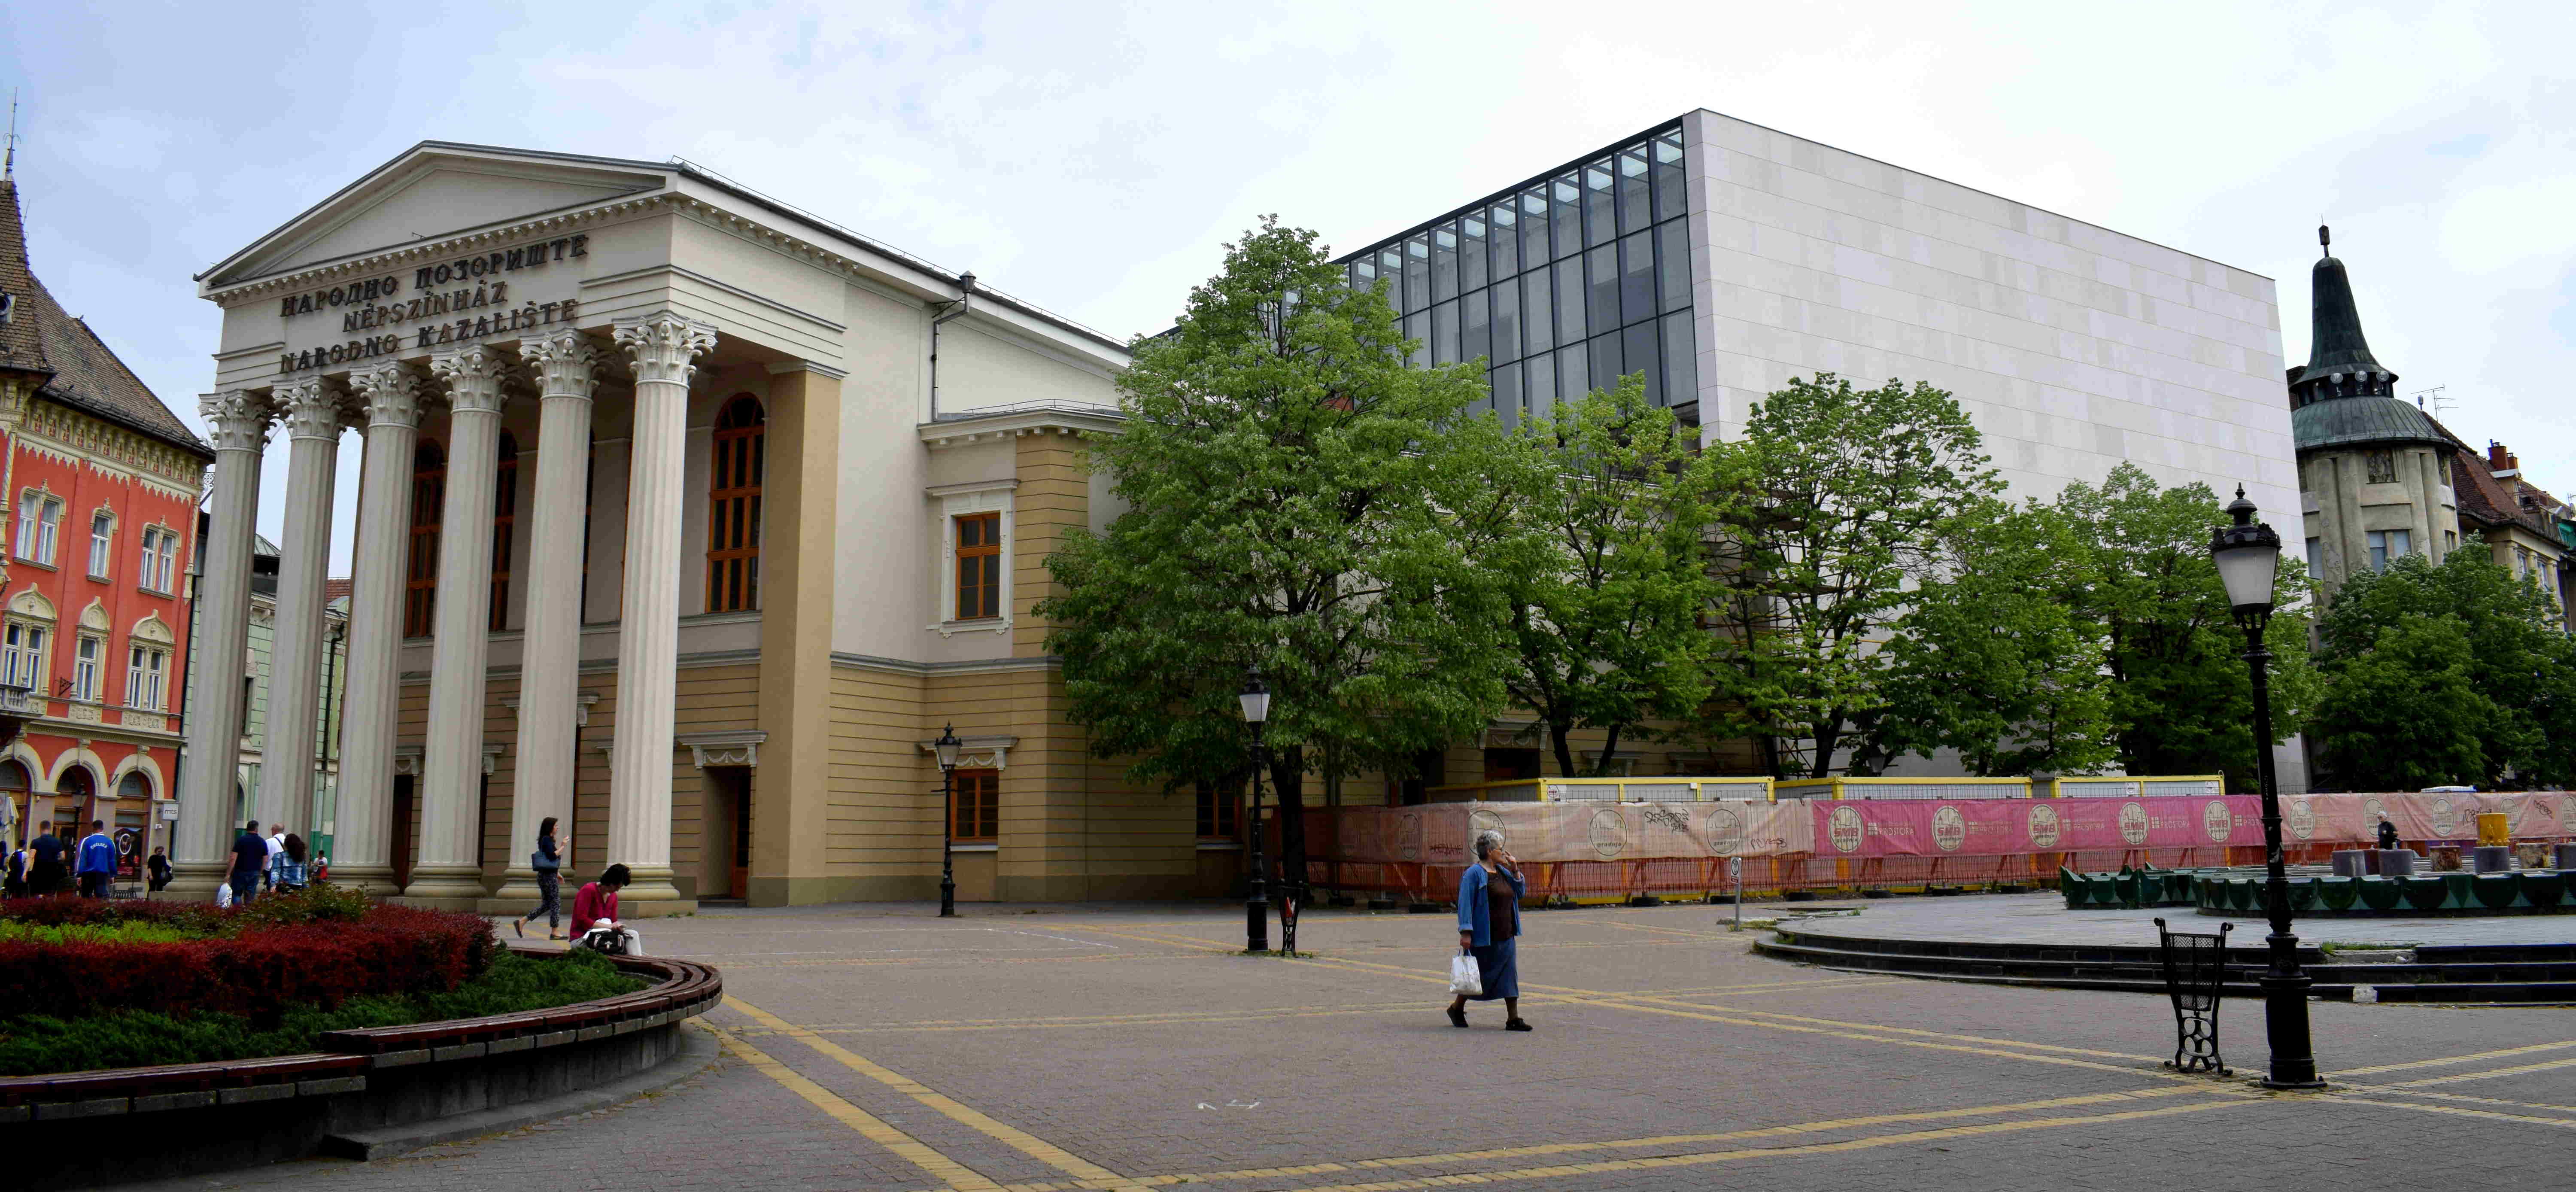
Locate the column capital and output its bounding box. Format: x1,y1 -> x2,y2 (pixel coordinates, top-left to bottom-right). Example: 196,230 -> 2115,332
613,312 -> 718,386
273,377 -> 349,442
430,343 -> 512,414
197,390 -> 273,453
350,362 -> 430,429
520,328 -> 604,400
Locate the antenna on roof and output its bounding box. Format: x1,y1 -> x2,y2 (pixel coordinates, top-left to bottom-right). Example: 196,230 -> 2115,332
4,88 -> 18,180
2412,386 -> 2452,420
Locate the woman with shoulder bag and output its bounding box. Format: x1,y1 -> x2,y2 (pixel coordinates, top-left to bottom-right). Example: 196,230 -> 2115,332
514,816 -> 566,940
1446,830 -> 1531,1031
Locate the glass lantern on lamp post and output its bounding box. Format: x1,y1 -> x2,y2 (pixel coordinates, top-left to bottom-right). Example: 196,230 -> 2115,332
936,723 -> 961,918
1239,669 -> 1271,954
2208,486 -> 2321,1089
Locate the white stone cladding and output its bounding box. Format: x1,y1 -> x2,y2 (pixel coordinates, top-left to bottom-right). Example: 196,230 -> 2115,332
1680,109 -> 2297,520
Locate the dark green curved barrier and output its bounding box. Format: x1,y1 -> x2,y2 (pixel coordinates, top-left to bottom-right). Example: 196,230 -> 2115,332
2522,871 -> 2567,908
2402,877 -> 2452,911
2357,877 -> 2403,911
2317,877 -> 2357,911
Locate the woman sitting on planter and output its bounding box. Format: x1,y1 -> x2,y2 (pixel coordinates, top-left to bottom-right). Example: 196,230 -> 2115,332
571,863 -> 642,955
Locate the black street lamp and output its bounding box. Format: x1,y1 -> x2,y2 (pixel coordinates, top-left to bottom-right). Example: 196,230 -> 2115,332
1239,669 -> 1271,954
2208,486 -> 2321,1089
935,723 -> 961,918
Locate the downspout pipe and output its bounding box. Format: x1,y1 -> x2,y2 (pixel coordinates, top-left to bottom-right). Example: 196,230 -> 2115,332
928,272 -> 975,421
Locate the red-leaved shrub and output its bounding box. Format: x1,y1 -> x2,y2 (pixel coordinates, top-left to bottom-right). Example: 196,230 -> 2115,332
0,902 -> 495,1025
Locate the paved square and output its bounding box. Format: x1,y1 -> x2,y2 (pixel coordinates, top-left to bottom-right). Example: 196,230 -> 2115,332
127,901 -> 2576,1192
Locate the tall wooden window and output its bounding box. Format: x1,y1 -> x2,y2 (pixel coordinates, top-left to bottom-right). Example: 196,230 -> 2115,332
489,432 -> 518,631
706,396 -> 764,613
955,513 -> 1001,620
405,442 -> 446,637
952,769 -> 999,842
1195,778 -> 1239,840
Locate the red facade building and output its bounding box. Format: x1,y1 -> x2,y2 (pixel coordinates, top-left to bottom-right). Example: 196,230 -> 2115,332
0,167 -> 213,873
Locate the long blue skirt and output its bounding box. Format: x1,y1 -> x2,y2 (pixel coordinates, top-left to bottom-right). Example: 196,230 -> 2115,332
1467,936 -> 1519,1000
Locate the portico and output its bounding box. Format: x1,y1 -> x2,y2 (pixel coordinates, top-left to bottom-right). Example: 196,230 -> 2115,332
170,143 -> 1187,912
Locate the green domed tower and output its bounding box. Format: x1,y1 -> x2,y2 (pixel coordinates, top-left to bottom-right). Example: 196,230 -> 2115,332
2290,228 -> 2461,599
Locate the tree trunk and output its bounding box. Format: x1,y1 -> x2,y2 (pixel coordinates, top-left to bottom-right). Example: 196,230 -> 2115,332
1808,716 -> 1843,779
1596,724 -> 1626,777
1549,722 -> 1579,781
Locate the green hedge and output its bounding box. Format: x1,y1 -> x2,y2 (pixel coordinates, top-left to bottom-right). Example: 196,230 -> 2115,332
0,949 -> 643,1077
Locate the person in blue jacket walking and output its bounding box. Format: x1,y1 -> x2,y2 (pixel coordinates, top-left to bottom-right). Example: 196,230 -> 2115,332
74,819 -> 118,898
1446,829 -> 1531,1031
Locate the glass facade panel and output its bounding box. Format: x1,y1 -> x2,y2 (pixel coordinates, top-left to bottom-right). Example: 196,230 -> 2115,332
1653,134 -> 1686,222
1584,160 -> 1617,246
1586,244 -> 1621,334
1331,119 -> 1692,412
1556,341 -> 1587,401
1489,205 -> 1519,277
1657,219 -> 1691,312
1618,150 -> 1651,234
1404,236 -> 1431,310
1624,322 -> 1661,404
1555,258 -> 1587,344
1550,176 -> 1582,258
1522,268 -> 1554,353
1621,230 -> 1656,325
1432,228 -> 1460,303
1662,309 -> 1698,411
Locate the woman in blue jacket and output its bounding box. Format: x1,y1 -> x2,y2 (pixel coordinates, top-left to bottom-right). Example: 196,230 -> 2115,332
1447,829 -> 1531,1031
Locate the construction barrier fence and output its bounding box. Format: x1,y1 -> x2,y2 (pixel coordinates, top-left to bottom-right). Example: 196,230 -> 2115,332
1302,790 -> 2576,904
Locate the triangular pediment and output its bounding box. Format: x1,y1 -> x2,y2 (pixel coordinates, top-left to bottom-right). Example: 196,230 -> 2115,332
202,143 -> 676,289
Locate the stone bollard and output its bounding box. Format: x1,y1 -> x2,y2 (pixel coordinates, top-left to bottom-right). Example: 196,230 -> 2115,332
2377,848 -> 2419,878
2332,850 -> 2371,878
2471,845 -> 2517,874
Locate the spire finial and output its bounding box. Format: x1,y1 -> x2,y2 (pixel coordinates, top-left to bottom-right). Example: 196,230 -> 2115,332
2319,223 -> 2330,255
3,88 -> 17,181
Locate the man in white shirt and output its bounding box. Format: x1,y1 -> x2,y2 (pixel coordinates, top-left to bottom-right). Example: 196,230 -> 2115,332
264,826 -> 287,889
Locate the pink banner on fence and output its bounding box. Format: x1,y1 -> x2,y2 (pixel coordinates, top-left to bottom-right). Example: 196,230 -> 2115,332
1810,795 -> 2266,858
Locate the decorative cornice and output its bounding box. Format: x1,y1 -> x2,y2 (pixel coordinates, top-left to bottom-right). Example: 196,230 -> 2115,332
918,403 -> 1123,450
520,328 -> 603,400
614,312 -> 718,386
207,196 -> 675,307
431,343 -> 512,414
765,359 -> 849,380
197,391 -> 274,454
679,729 -> 766,769
918,734 -> 1018,772
829,651 -> 1060,678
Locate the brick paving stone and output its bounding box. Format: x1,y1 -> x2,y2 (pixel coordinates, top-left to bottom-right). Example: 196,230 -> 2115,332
106,900 -> 2576,1192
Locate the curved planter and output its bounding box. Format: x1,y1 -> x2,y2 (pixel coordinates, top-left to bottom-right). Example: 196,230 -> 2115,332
0,946 -> 720,1190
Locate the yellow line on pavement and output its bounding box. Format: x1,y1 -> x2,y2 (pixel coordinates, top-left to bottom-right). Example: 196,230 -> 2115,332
725,995 -> 1150,1192
708,1025 -> 1001,1191
2337,1039 -> 2576,1076
2382,1055 -> 2576,1087
2325,1094 -> 2576,1131
2340,1083 -> 2576,1116
1182,1101 -> 2239,1192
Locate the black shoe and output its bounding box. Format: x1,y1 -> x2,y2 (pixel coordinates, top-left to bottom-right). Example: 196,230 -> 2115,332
1504,1018 -> 1532,1032
512,919 -> 525,939
1447,1006 -> 1469,1028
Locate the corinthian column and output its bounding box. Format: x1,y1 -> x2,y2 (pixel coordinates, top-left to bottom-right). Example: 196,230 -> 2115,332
400,344 -> 511,907
492,328 -> 602,910
333,363 -> 428,896
168,391 -> 272,898
254,378 -> 347,842
608,312 -> 716,913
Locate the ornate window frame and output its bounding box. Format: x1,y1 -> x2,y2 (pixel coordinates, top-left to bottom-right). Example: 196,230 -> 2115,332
87,505 -> 116,581
2,587 -> 57,693
15,486 -> 64,568
930,479 -> 1015,636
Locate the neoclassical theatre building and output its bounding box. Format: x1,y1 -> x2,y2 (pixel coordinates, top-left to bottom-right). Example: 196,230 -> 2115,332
182,143 -> 1151,912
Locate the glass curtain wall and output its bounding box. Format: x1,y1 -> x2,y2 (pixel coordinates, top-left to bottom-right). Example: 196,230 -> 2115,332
1339,122 -> 1695,429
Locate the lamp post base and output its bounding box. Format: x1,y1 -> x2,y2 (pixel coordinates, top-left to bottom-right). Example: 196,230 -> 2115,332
2259,967 -> 2324,1090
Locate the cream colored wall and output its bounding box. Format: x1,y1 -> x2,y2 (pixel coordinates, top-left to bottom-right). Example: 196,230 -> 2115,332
831,283 -> 937,660
937,321 -> 1119,415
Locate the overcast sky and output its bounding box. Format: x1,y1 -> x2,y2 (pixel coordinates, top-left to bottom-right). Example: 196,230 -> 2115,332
3,1 -> 2569,572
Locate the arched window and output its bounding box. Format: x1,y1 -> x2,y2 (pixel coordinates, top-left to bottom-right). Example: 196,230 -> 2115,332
58,765 -> 96,834
490,432 -> 519,632
406,442 -> 446,638
118,770 -> 151,800
706,396 -> 765,614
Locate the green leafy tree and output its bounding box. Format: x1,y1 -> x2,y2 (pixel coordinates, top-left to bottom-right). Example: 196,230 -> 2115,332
1705,374 -> 2002,779
2052,465 -> 2319,791
1492,374 -> 1734,777
2310,616 -> 2492,789
1038,217 -> 1514,885
1854,498 -> 2117,777
2314,543 -> 2571,786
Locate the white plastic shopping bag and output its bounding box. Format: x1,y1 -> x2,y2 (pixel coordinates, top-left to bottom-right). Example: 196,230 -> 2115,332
213,882 -> 233,909
1448,949 -> 1482,996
